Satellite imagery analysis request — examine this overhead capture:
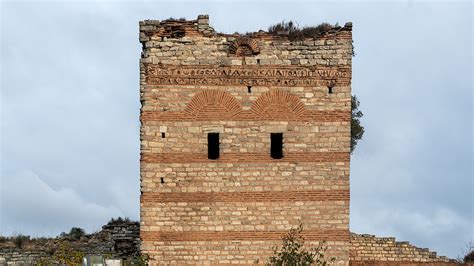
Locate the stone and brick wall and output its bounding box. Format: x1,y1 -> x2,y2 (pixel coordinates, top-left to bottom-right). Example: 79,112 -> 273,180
350,233 -> 457,265
0,221 -> 140,265
0,223 -> 461,265
139,15 -> 353,264
0,250 -> 49,265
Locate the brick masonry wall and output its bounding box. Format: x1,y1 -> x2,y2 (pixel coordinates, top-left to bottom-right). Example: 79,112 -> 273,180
139,15 -> 353,264
349,233 -> 457,265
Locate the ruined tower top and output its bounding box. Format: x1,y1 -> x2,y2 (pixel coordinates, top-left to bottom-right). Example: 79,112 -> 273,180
139,15 -> 352,53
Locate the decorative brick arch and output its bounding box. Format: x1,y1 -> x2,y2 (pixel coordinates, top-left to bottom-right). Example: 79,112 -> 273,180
250,90 -> 306,120
228,37 -> 260,56
185,89 -> 242,120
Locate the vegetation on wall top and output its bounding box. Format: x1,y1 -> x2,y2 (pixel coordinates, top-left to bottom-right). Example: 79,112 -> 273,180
267,21 -> 338,41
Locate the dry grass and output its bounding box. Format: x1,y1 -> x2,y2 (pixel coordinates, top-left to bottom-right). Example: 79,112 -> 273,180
163,17 -> 186,22
268,21 -> 337,41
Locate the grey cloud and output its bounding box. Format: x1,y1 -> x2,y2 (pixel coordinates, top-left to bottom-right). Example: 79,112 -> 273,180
1,170 -> 123,236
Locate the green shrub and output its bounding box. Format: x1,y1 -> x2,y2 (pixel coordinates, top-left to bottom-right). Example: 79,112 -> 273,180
461,242 -> 474,263
52,242 -> 84,266
69,227 -> 85,240
13,234 -> 30,249
267,224 -> 335,265
465,250 -> 474,263
124,253 -> 149,266
107,217 -> 133,225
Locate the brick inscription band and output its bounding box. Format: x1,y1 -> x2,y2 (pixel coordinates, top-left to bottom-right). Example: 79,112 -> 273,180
144,64 -> 351,87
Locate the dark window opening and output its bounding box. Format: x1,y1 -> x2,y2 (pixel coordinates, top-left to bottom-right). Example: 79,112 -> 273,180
328,85 -> 334,94
160,177 -> 164,184
270,133 -> 283,159
257,59 -> 261,64
161,132 -> 166,138
208,133 -> 220,160
170,26 -> 185,38
247,86 -> 252,93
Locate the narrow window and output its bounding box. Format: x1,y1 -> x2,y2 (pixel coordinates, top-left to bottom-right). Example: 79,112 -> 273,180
247,86 -> 252,93
270,133 -> 283,159
160,177 -> 165,184
328,85 -> 334,94
257,59 -> 261,65
161,132 -> 166,138
208,133 -> 219,159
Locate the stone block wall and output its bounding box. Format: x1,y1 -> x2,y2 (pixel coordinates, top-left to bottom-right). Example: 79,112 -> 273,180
101,221 -> 140,258
349,233 -> 456,265
0,250 -> 49,265
139,15 -> 353,264
0,221 -> 140,265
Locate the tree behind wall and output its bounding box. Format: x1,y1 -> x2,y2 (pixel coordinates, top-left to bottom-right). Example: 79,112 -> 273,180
351,95 -> 364,153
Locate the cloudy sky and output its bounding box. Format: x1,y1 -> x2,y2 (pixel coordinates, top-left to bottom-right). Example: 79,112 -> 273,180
1,0 -> 472,259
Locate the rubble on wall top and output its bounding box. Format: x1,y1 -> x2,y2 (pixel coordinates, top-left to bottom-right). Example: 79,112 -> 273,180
139,14 -> 352,41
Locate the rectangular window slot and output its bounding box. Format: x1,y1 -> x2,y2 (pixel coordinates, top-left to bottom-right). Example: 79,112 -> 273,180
270,133 -> 283,159
247,86 -> 252,93
208,133 -> 220,160
161,132 -> 166,138
160,177 -> 164,184
328,86 -> 334,94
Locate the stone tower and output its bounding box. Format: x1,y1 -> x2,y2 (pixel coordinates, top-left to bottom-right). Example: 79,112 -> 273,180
139,15 -> 352,264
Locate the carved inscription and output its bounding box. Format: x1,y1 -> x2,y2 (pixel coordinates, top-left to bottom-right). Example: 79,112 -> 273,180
145,64 -> 351,87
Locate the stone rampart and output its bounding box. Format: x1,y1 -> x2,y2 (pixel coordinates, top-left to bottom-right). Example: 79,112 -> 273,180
350,233 -> 457,265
